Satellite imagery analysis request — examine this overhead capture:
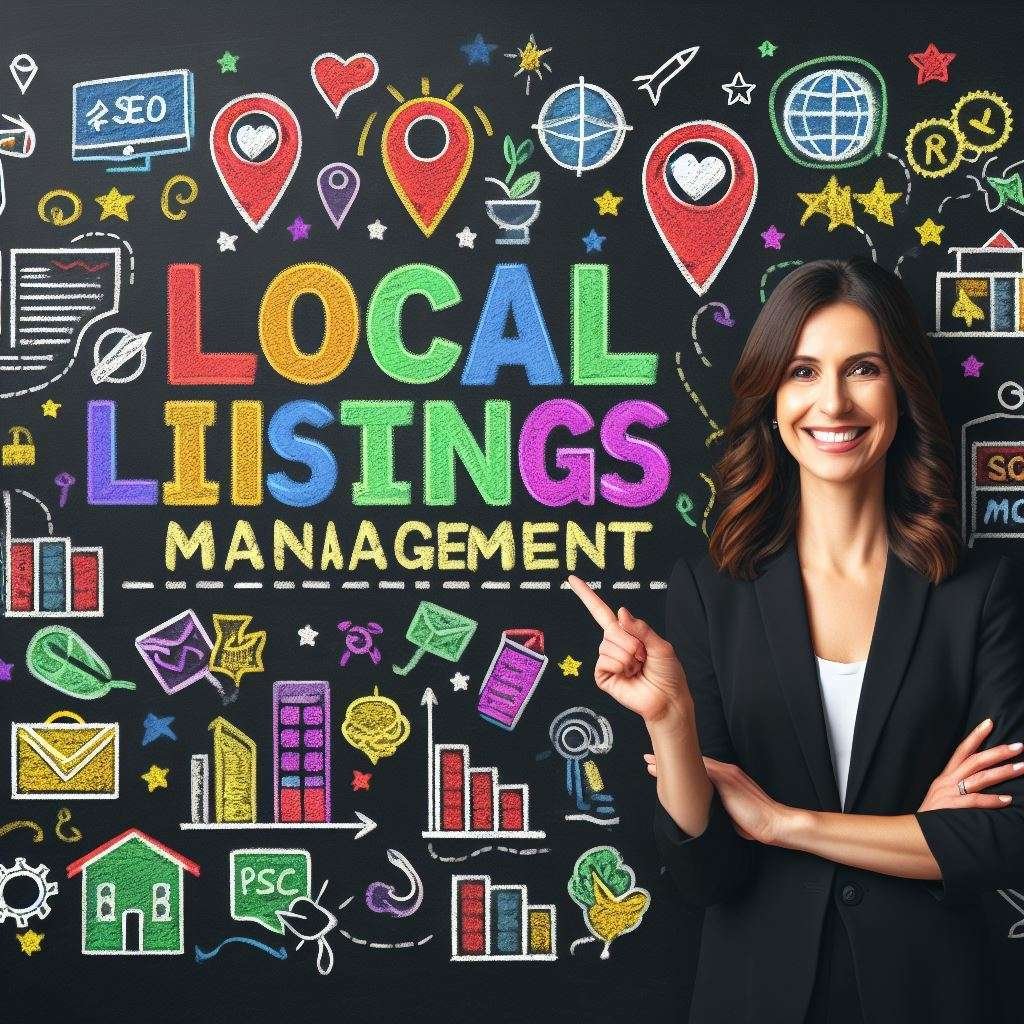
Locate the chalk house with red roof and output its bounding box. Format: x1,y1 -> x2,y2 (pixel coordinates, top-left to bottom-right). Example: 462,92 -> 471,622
66,828 -> 200,954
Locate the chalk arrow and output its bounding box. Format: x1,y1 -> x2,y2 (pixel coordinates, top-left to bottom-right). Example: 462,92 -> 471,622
422,687 -> 438,832
350,811 -> 378,840
179,812 -> 377,837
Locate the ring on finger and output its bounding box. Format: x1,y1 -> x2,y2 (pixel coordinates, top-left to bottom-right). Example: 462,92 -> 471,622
957,778 -> 969,796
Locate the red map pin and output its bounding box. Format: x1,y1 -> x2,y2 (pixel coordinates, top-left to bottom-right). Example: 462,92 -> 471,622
643,121 -> 757,295
381,95 -> 473,237
210,93 -> 302,232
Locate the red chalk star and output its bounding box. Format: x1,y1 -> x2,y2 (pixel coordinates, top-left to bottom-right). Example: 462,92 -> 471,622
908,44 -> 955,85
351,770 -> 372,791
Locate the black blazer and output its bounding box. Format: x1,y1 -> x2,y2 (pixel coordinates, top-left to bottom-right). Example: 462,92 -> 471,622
656,536 -> 1024,1024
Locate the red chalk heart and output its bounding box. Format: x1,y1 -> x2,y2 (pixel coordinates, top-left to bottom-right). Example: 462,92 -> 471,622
311,52 -> 379,116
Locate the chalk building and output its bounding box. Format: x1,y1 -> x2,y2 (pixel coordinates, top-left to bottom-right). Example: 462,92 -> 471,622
66,828 -> 200,954
933,229 -> 1024,337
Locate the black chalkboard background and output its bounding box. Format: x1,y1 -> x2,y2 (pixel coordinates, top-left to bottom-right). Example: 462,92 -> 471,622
3,1 -> 1024,1021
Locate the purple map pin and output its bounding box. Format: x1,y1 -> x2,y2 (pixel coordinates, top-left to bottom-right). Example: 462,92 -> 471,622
318,163 -> 360,229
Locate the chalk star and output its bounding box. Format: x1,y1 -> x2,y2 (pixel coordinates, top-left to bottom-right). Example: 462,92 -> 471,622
450,671 -> 470,692
721,72 -> 756,105
594,189 -> 623,216
367,219 -> 387,240
0,659 -> 13,682
908,43 -> 955,86
94,186 -> 134,222
298,624 -> 319,646
582,228 -> 606,253
140,764 -> 169,792
40,399 -> 61,418
460,33 -> 498,66
506,34 -> 553,95
16,929 -> 43,956
217,230 -> 238,252
217,50 -> 239,74
987,173 -> 1024,209
142,712 -> 177,746
962,354 -> 984,378
287,216 -> 311,241
558,654 -> 582,677
915,217 -> 944,245
853,178 -> 903,227
456,225 -> 477,248
351,769 -> 372,791
798,175 -> 855,232
758,40 -> 778,58
761,224 -> 785,250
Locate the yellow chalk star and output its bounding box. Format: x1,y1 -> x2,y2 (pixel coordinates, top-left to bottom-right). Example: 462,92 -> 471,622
915,217 -> 944,245
594,189 -> 624,216
94,186 -> 135,222
17,929 -> 43,955
515,34 -> 552,74
558,654 -> 583,677
797,175 -> 855,232
852,178 -> 903,227
141,764 -> 169,792
40,399 -> 61,418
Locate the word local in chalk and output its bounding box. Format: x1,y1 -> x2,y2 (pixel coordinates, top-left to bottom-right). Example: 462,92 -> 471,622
86,261 -> 670,510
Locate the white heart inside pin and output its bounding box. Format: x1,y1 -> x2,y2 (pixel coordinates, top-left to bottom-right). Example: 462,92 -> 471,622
234,123 -> 278,161
669,152 -> 727,201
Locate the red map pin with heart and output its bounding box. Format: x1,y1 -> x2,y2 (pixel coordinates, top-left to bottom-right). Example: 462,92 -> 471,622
643,121 -> 757,296
381,95 -> 474,237
210,93 -> 302,232
311,52 -> 379,117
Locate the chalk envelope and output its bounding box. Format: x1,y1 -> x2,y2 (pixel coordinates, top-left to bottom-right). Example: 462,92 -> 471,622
391,600 -> 478,675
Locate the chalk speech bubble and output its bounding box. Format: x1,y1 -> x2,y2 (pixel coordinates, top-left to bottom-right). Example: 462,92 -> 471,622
230,849 -> 311,935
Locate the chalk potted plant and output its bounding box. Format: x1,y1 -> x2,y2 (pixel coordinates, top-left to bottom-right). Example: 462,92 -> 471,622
485,134 -> 541,244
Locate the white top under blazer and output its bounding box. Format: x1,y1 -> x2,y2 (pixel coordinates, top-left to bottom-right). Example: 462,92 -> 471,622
815,655 -> 867,810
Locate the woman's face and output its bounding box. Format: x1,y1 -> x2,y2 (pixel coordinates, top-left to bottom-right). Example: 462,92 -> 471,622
775,299 -> 899,486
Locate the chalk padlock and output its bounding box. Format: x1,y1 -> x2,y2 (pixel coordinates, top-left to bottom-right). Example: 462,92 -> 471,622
2,426 -> 36,466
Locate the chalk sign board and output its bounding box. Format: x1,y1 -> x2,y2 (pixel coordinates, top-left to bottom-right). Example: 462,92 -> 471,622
2,0 -> 1024,1020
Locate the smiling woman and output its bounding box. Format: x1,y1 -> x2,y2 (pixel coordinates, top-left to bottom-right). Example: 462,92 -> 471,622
712,256 -> 959,584
569,258 -> 1024,1024
774,300 -> 898,487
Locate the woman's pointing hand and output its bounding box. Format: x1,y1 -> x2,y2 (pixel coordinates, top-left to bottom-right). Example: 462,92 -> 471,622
567,574 -> 692,727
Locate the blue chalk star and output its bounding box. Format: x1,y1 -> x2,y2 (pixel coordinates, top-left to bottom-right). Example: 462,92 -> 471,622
460,33 -> 498,66
142,712 -> 177,746
582,228 -> 607,253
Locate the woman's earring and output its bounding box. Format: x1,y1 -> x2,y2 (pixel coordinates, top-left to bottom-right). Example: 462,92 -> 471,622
771,418 -> 778,430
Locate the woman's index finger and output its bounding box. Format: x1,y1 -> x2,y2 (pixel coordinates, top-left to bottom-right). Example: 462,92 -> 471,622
566,574 -> 618,629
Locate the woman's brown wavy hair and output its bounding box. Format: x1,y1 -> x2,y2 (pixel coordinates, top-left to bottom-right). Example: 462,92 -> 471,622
707,256 -> 962,584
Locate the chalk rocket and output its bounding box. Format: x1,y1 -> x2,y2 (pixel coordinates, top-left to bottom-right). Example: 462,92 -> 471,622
632,47 -> 700,106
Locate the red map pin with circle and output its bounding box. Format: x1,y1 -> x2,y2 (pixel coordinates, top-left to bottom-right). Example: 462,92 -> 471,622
643,121 -> 757,296
381,95 -> 473,237
210,93 -> 302,232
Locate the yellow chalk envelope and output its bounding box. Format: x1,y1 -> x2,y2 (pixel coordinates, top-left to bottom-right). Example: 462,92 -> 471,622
12,710 -> 119,798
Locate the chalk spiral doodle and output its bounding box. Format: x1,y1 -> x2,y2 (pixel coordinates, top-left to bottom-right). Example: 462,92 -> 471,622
0,820 -> 44,844
689,301 -> 735,368
37,188 -> 82,225
54,808 -> 82,843
365,849 -> 424,917
161,173 -> 199,220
